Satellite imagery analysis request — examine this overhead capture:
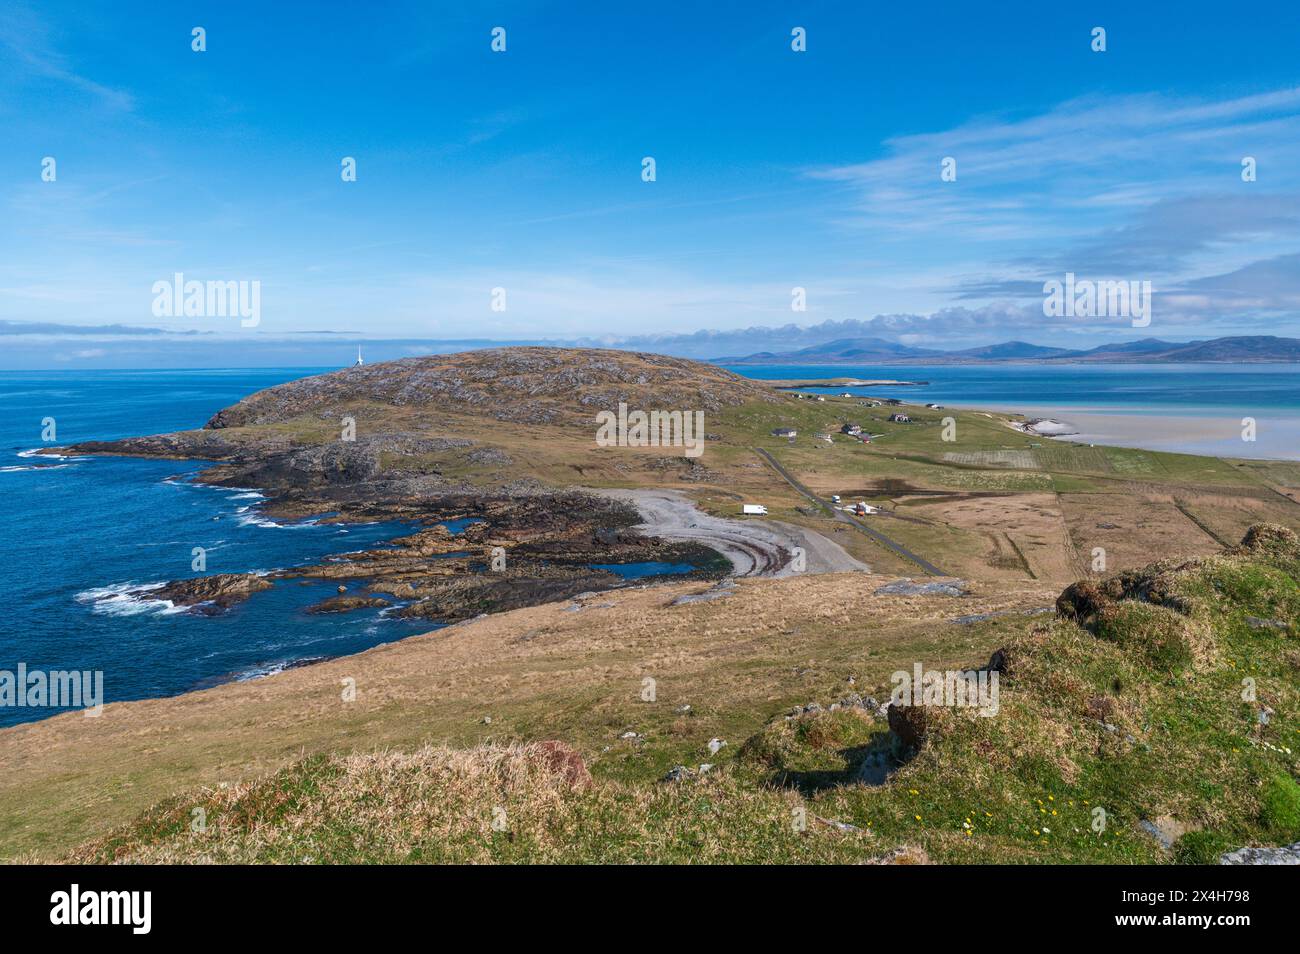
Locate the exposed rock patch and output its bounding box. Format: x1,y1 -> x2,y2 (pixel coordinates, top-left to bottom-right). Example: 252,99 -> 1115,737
140,573 -> 273,615
1219,842 -> 1300,865
875,579 -> 967,597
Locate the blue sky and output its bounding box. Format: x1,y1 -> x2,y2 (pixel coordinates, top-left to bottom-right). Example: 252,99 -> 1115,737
2,0 -> 1300,366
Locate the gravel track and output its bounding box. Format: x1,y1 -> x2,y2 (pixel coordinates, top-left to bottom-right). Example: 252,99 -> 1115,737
597,488 -> 870,578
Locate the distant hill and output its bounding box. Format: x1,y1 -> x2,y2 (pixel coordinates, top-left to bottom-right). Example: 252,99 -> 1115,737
715,337 -> 940,363
1074,337 -> 1182,357
949,341 -> 1077,360
776,337 -> 944,361
719,335 -> 1300,365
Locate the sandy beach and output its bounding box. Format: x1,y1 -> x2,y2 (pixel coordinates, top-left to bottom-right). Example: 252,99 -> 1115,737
990,405 -> 1300,461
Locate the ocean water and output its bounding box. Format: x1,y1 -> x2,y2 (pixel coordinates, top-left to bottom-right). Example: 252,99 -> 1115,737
0,369 -> 442,728
591,561 -> 696,579
724,363 -> 1300,413
728,363 -> 1300,459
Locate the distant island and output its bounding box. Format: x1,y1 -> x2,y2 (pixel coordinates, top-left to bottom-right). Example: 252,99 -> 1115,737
718,334 -> 1300,365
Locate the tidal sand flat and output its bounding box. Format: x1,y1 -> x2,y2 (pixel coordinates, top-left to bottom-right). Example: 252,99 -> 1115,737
1005,406 -> 1300,461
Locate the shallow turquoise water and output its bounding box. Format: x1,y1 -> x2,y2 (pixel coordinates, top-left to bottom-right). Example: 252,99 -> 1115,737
725,362 -> 1300,413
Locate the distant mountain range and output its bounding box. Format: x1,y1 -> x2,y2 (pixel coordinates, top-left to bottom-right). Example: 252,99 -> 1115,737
716,335 -> 1300,365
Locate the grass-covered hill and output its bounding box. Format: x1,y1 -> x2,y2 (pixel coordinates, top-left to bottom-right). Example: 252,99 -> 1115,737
205,346 -> 780,429
65,525 -> 1300,864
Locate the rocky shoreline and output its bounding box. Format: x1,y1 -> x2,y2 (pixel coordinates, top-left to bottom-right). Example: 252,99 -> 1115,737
107,482 -> 730,622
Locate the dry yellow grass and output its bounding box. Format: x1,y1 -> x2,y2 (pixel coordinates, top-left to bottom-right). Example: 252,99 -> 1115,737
0,571 -> 1056,860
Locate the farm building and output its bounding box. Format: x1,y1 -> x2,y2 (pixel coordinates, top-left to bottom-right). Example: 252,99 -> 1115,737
888,413 -> 911,423
771,427 -> 797,438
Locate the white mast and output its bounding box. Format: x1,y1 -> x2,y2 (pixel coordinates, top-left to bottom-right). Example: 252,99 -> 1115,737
356,345 -> 364,367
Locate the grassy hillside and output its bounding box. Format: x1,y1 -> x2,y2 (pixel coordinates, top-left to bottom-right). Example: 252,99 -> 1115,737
56,525 -> 1300,864
20,348 -> 1299,864
0,569 -> 1055,860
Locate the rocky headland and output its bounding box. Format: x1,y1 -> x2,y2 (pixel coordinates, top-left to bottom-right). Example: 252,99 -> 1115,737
58,348 -> 796,622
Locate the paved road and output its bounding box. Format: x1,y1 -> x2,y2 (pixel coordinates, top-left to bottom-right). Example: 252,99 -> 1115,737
598,488 -> 870,577
751,447 -> 947,576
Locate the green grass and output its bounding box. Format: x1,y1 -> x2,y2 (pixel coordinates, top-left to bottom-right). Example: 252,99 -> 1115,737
1261,773 -> 1300,835
64,524 -> 1300,865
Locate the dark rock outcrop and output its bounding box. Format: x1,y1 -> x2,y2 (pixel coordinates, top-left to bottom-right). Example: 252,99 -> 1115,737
144,573 -> 273,614
305,595 -> 391,614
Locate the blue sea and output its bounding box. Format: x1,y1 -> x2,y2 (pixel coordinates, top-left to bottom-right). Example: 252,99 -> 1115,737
0,369 -> 443,728
2,363 -> 1297,726
723,363 -> 1300,413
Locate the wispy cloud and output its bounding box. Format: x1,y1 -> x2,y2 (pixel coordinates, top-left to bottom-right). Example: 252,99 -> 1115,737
0,3 -> 134,111
807,87 -> 1300,335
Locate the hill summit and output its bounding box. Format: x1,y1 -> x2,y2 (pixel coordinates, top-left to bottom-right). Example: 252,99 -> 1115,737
205,347 -> 779,429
